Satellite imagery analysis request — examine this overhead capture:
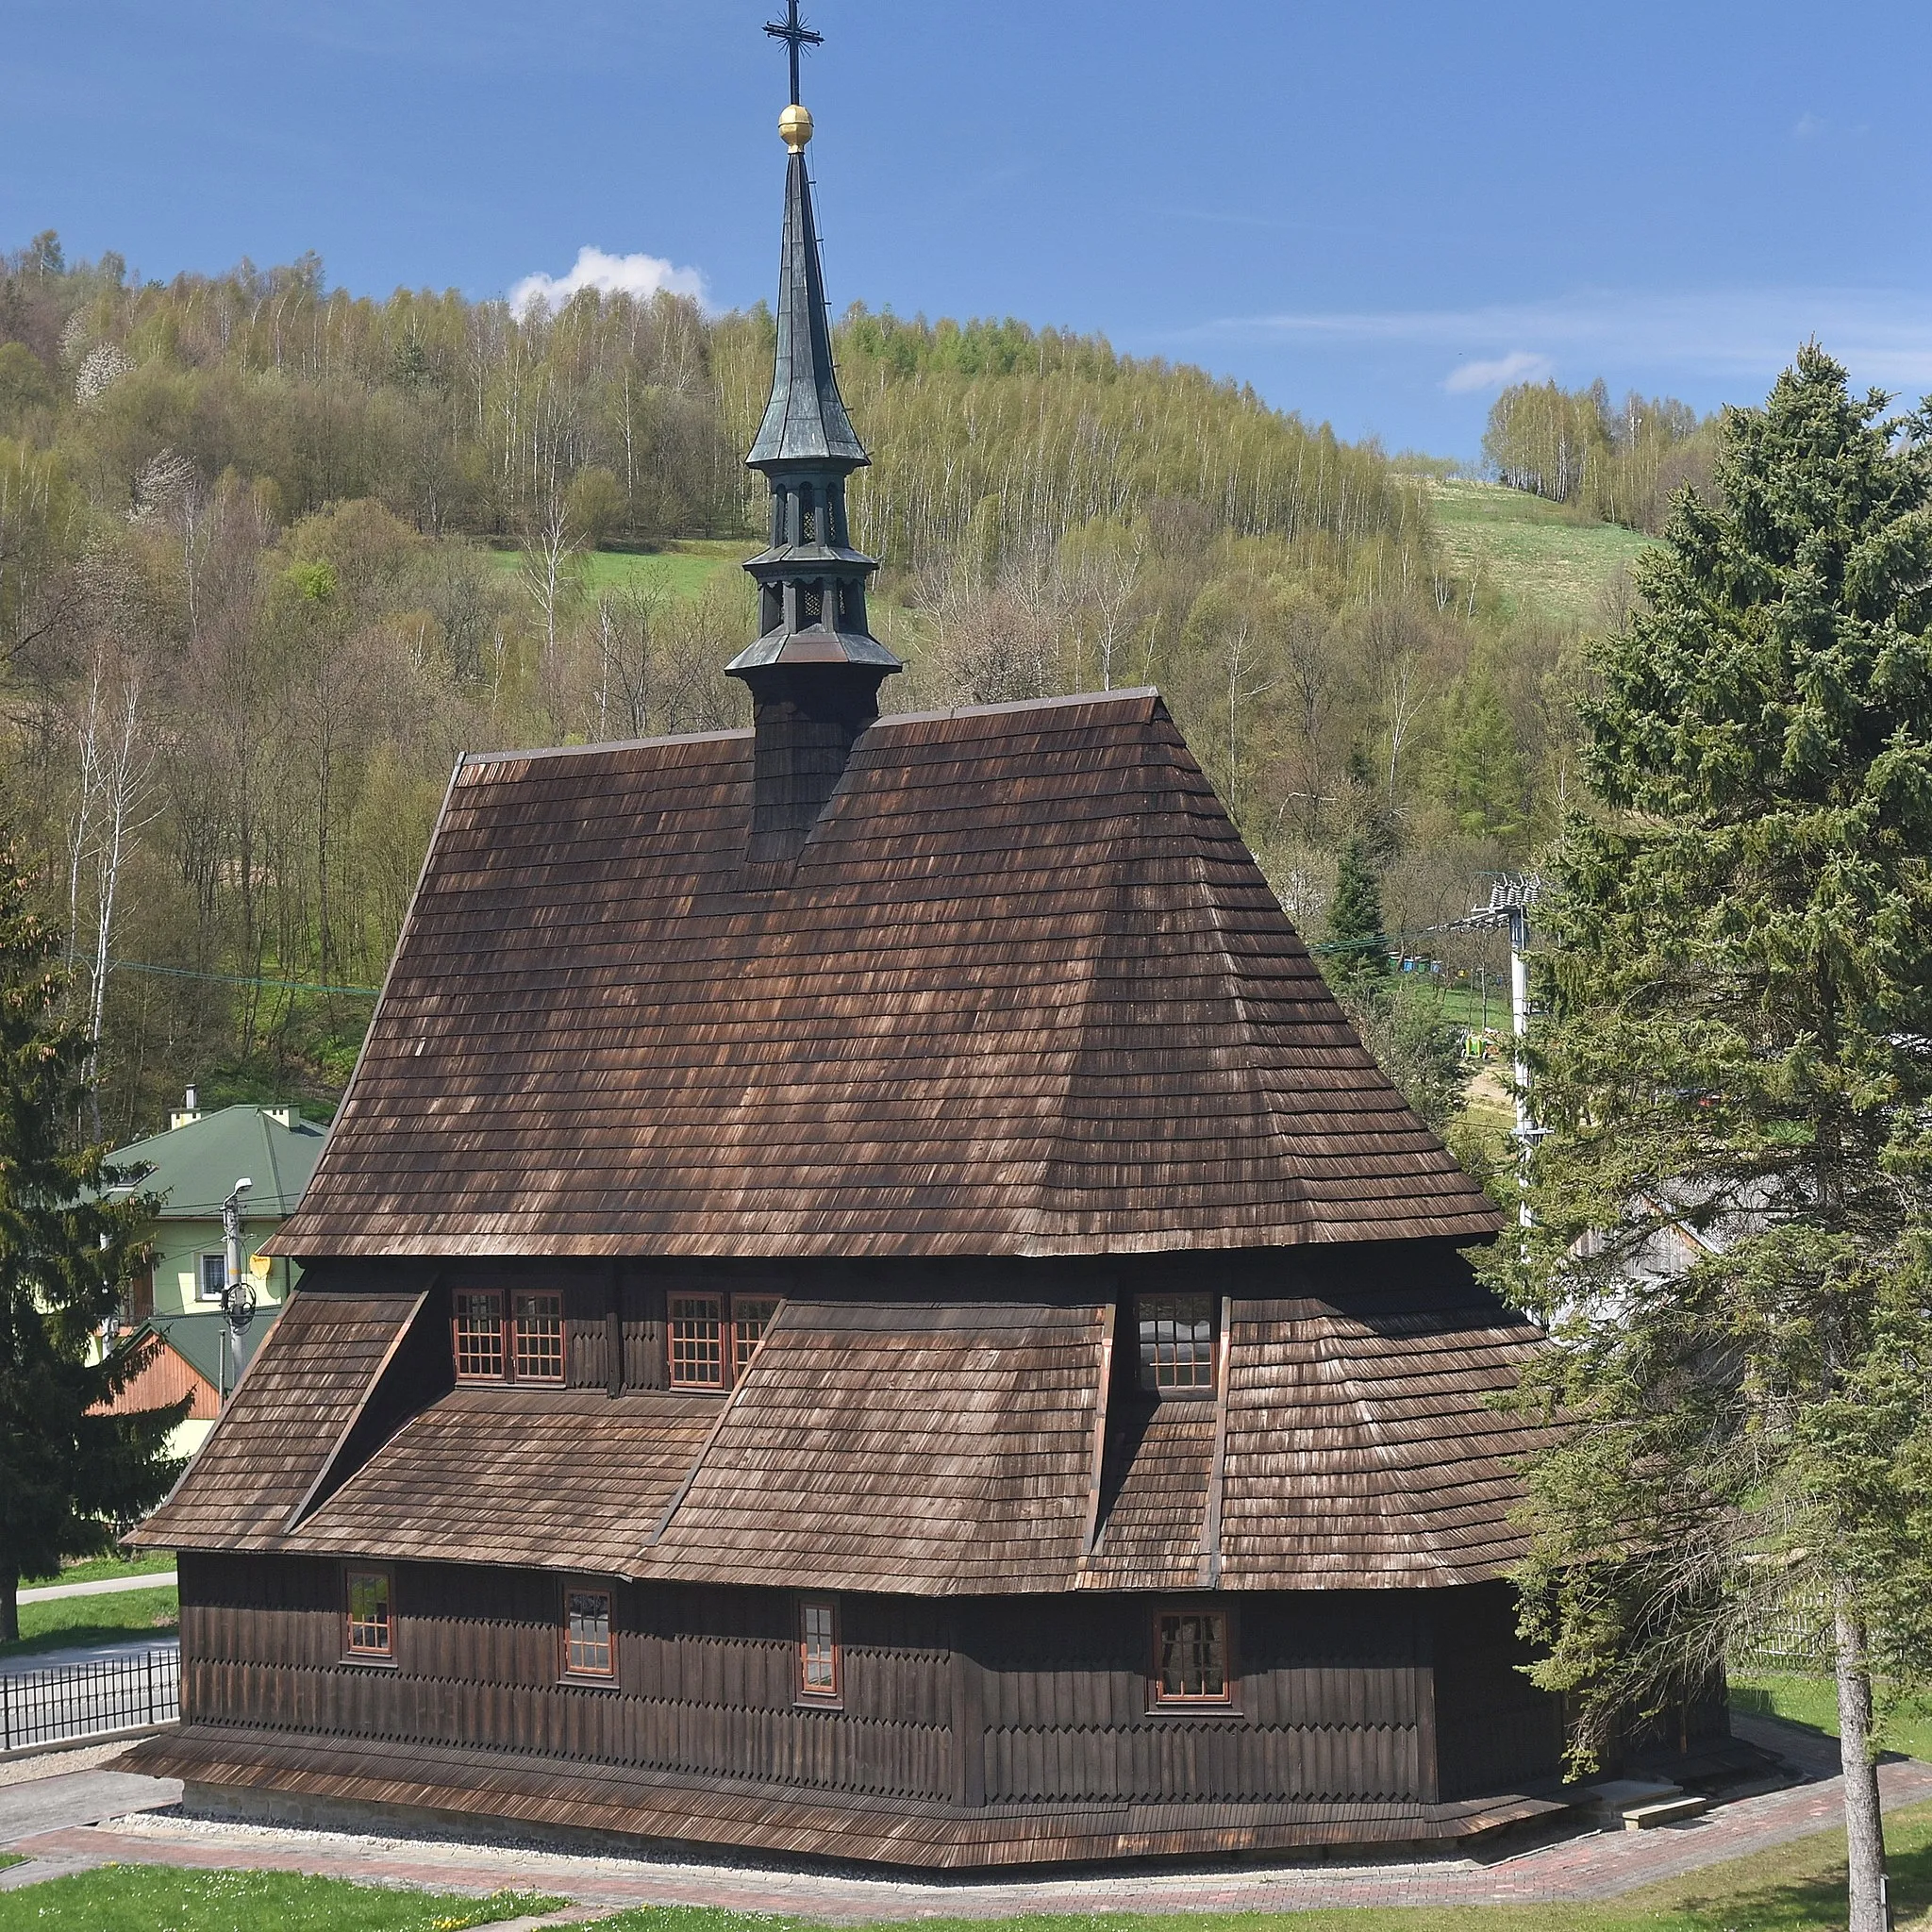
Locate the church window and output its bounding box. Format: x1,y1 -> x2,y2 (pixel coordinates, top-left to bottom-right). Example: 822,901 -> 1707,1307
512,1292 -> 565,1381
797,1596 -> 840,1700
454,1291 -> 505,1379
733,1297 -> 779,1376
454,1290 -> 565,1383
800,581 -> 824,625
669,1293 -> 780,1389
1137,1294 -> 1216,1394
345,1568 -> 392,1657
799,486 -> 818,542
1153,1609 -> 1229,1704
669,1295 -> 725,1386
563,1587 -> 614,1677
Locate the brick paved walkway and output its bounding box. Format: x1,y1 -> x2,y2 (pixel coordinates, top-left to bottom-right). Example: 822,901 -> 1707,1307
3,1718 -> 1928,1919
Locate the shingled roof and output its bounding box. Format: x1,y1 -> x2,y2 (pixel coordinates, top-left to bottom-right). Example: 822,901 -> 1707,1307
133,1265 -> 1550,1590
272,690 -> 1499,1259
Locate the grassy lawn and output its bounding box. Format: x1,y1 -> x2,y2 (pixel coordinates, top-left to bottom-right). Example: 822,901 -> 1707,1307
3,1583 -> 177,1657
0,1868 -> 561,1931
1734,1673 -> 1932,1764
490,539 -> 753,601
1427,479 -> 1655,628
25,1551 -> 176,1589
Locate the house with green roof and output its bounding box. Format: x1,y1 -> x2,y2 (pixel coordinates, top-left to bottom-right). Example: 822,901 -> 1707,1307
101,1091 -> 326,1457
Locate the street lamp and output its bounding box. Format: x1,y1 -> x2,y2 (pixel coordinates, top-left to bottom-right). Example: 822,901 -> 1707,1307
218,1178 -> 255,1401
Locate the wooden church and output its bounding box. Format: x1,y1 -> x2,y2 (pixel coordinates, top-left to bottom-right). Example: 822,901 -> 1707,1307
126,17 -> 1606,1869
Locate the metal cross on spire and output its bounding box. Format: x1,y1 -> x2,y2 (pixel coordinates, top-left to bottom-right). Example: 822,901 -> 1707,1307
764,0 -> 823,105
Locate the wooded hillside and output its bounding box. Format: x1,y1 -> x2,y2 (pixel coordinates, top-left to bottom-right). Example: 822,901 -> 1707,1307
0,234 -> 1608,1136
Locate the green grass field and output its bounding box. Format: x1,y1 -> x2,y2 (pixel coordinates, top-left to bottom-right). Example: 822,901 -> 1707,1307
3,1583 -> 177,1657
25,1551 -> 175,1589
490,539 -> 753,601
1427,479 -> 1655,628
1733,1674 -> 1932,1765
0,1868 -> 560,1932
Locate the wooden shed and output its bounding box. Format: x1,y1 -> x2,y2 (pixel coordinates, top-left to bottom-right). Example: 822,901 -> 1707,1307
116,42 -> 1689,1870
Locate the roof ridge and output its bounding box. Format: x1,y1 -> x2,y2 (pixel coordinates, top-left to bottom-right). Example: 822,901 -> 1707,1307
874,688 -> 1161,733
460,727 -> 752,770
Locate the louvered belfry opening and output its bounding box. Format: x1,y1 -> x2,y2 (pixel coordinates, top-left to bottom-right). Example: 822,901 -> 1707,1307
727,102 -> 900,864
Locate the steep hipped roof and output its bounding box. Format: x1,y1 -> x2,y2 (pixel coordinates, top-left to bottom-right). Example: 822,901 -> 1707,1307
108,1105 -> 325,1222
272,691 -> 1499,1259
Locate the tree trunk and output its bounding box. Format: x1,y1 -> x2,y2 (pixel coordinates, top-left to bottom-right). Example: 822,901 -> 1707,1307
0,1571 -> 17,1646
1835,1603 -> 1890,1932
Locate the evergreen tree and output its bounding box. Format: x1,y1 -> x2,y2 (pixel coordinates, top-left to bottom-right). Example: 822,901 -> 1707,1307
1500,347 -> 1932,1932
1322,839 -> 1392,993
0,835 -> 185,1641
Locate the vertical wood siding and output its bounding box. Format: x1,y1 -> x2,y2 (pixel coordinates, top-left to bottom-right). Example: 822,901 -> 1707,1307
176,1558 -> 1565,1812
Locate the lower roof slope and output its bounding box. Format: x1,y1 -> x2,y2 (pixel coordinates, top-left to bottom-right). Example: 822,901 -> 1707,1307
271,691 -> 1499,1259
136,1265 -> 1550,1592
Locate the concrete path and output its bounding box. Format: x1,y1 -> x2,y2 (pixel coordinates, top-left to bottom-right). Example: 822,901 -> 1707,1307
0,1636 -> 178,1679
18,1572 -> 176,1605
2,1719 -> 1927,1919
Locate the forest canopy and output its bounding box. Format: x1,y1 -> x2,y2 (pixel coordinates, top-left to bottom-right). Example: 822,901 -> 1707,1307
0,233 -> 1592,1137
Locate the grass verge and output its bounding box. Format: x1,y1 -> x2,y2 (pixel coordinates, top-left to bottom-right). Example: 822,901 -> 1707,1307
1734,1674 -> 1932,1764
23,1552 -> 176,1589
3,1585 -> 177,1657
0,1867 -> 562,1931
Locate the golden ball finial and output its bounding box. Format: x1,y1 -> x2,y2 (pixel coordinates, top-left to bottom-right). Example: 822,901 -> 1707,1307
779,103 -> 814,152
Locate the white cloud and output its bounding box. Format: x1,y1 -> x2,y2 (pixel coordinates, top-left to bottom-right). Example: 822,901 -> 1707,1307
1186,287 -> 1932,393
509,246 -> 707,315
1794,111 -> 1825,139
1444,350 -> 1554,394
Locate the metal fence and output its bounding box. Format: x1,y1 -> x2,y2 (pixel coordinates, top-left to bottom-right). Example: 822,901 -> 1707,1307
0,1643 -> 178,1753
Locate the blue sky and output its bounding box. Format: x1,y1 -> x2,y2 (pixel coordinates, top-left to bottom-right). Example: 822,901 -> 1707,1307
7,0 -> 1928,459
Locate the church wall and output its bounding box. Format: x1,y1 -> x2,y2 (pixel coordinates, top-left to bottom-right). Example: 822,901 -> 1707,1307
175,1555 -> 1560,1813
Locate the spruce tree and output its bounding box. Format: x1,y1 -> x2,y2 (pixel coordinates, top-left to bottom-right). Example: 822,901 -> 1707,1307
1502,347 -> 1932,1932
0,836 -> 184,1641
1323,839 -> 1392,993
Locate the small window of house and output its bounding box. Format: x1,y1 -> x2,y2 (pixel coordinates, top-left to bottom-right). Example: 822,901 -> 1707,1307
1137,1294 -> 1216,1394
669,1295 -> 724,1387
512,1291 -> 564,1382
798,1596 -> 841,1701
198,1253 -> 227,1302
453,1291 -> 505,1380
564,1587 -> 614,1678
1154,1609 -> 1229,1705
345,1569 -> 392,1658
733,1297 -> 779,1378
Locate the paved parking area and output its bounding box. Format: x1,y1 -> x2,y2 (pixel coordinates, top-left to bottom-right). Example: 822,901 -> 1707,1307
2,1718 -> 1926,1919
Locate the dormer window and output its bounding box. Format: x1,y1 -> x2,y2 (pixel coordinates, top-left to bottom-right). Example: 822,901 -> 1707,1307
1136,1294 -> 1216,1395
454,1291 -> 565,1384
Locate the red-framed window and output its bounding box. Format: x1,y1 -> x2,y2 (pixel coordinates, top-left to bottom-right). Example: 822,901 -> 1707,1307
562,1585 -> 614,1679
797,1596 -> 841,1702
669,1293 -> 780,1390
344,1567 -> 392,1659
1136,1294 -> 1217,1394
1153,1608 -> 1232,1705
453,1290 -> 565,1384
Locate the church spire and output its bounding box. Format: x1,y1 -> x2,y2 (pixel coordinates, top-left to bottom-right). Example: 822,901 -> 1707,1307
729,4 -> 900,865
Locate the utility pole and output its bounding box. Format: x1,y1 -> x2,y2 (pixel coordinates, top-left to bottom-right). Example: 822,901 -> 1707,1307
219,1178 -> 256,1403
1448,875 -> 1543,1221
